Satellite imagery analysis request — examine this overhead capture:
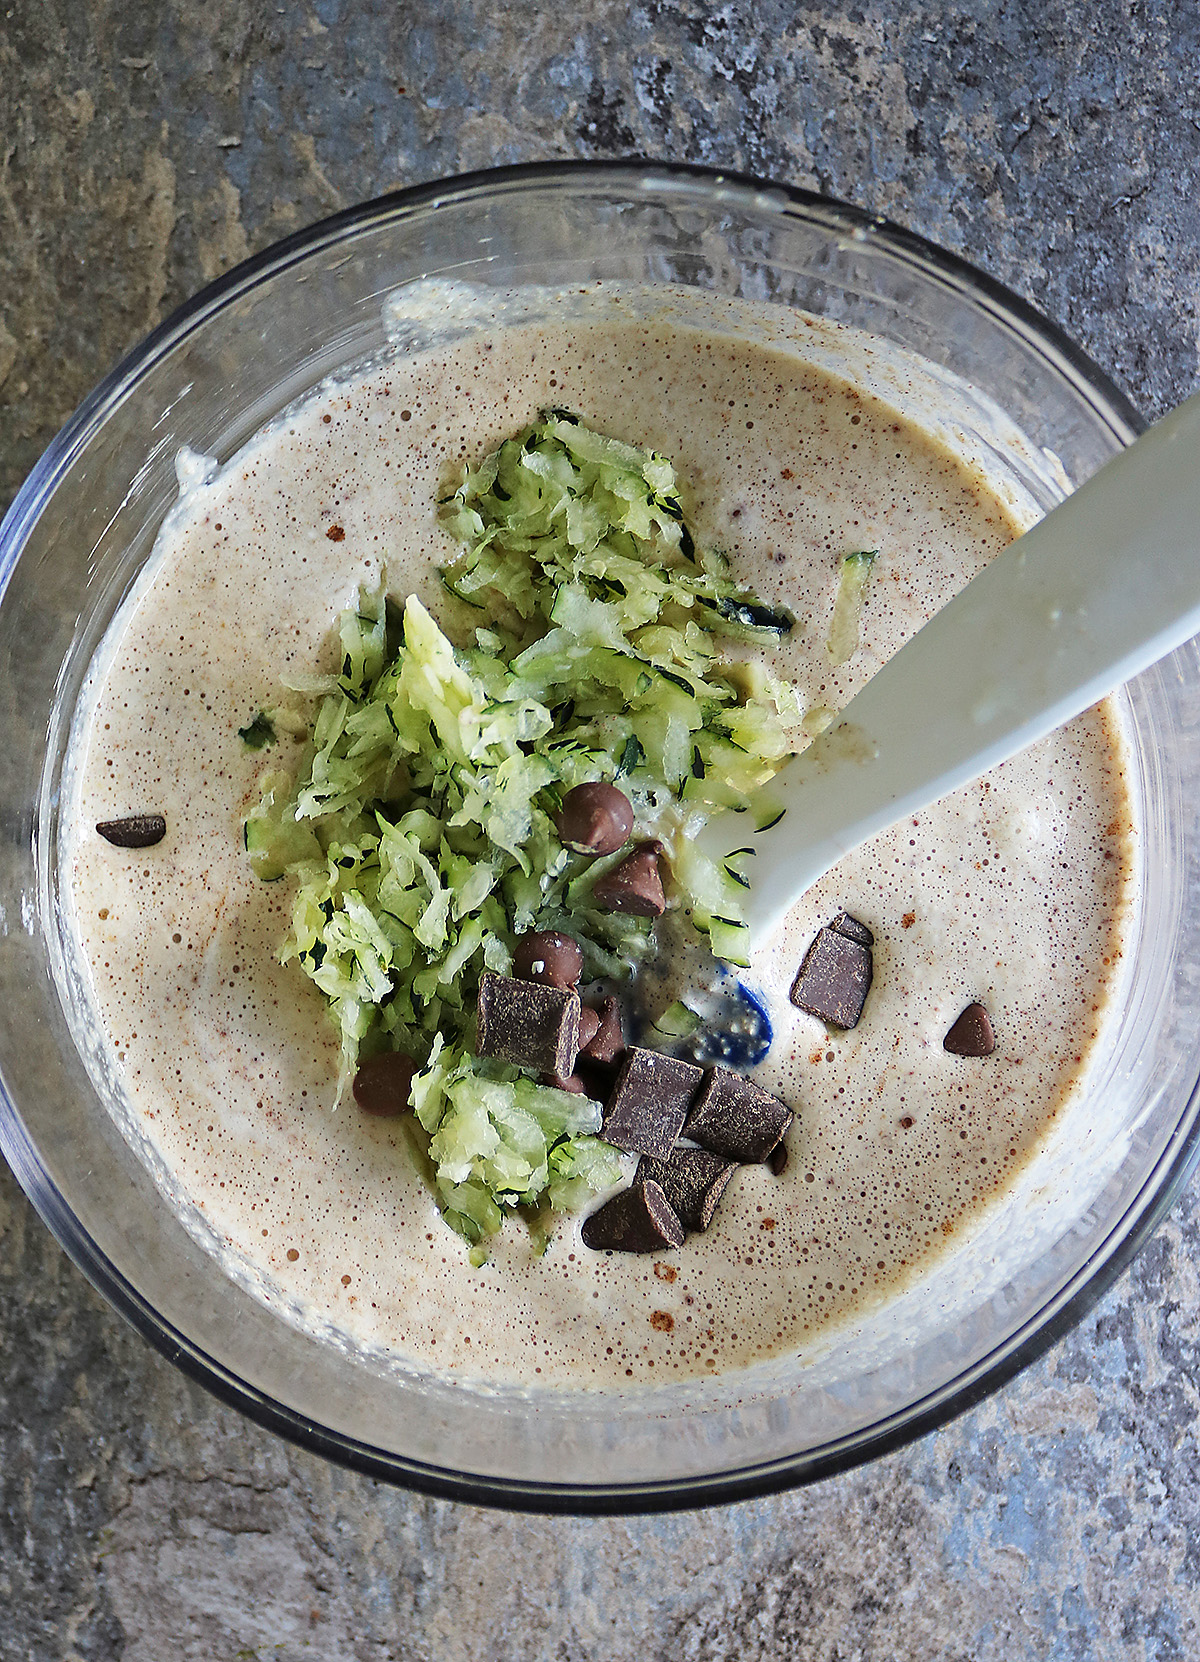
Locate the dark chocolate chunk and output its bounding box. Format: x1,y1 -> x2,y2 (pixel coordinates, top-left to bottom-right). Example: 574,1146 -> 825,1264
352,1051 -> 417,1117
476,971 -> 580,1076
831,911 -> 874,947
557,781 -> 635,856
580,995 -> 624,1065
685,1065 -> 794,1164
602,1046 -> 703,1159
581,1179 -> 684,1253
637,1148 -> 737,1233
512,929 -> 582,989
591,844 -> 666,917
790,923 -> 873,1029
944,1001 -> 995,1057
96,813 -> 167,848
767,1140 -> 789,1177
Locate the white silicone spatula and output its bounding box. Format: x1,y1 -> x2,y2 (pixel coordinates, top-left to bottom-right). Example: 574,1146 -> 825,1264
700,390 -> 1200,943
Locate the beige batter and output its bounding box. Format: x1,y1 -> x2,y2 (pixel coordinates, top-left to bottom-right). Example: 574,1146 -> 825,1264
59,304 -> 1135,1389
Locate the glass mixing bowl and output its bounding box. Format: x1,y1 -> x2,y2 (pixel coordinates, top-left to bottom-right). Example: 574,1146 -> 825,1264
2,161 -> 1198,1513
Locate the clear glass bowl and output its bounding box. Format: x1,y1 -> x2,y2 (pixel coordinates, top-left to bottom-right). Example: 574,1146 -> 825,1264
2,161 -> 1198,1513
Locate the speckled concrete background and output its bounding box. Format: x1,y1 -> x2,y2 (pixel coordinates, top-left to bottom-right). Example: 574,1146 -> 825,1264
3,4 -> 1200,1658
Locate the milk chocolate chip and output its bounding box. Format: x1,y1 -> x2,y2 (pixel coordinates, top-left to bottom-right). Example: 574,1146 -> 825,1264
591,844 -> 666,917
637,1148 -> 737,1233
580,995 -> 624,1065
475,971 -> 581,1076
576,1058 -> 619,1105
577,1006 -> 601,1052
557,781 -> 634,856
96,813 -> 167,848
686,1066 -> 794,1164
352,1051 -> 418,1117
602,1046 -> 703,1159
565,1007 -> 611,1102
944,1002 -> 995,1057
541,1070 -> 588,1095
790,915 -> 873,1029
512,929 -> 582,988
581,1179 -> 684,1253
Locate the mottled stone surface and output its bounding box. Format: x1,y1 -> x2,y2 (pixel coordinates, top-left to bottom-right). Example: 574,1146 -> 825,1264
3,3 -> 1200,1657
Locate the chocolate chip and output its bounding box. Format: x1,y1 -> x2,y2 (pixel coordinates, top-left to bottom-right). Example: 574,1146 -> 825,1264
944,1002 -> 995,1057
790,921 -> 873,1029
686,1066 -> 794,1164
96,813 -> 167,848
767,1140 -> 789,1176
591,844 -> 666,917
580,995 -> 624,1065
577,1006 -> 601,1053
557,781 -> 634,856
637,1148 -> 737,1233
512,929 -> 582,989
576,1058 -> 618,1104
831,911 -> 874,947
476,971 -> 581,1076
541,1071 -> 587,1095
602,1046 -> 703,1159
581,1179 -> 684,1253
352,1051 -> 417,1117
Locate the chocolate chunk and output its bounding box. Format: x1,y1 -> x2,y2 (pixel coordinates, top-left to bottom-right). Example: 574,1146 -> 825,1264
790,922 -> 873,1029
591,844 -> 666,917
831,911 -> 874,947
581,1179 -> 684,1253
637,1148 -> 737,1233
944,1002 -> 995,1057
767,1140 -> 789,1177
512,929 -> 582,989
580,995 -> 624,1065
352,1051 -> 418,1117
557,781 -> 634,856
685,1065 -> 794,1164
476,971 -> 580,1076
96,813 -> 167,848
602,1046 -> 703,1159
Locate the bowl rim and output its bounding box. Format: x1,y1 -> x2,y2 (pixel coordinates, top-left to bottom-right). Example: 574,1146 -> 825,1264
3,156 -> 1188,1517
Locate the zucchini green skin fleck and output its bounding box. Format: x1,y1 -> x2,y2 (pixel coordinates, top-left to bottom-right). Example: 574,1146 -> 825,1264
237,712 -> 276,749
716,597 -> 796,635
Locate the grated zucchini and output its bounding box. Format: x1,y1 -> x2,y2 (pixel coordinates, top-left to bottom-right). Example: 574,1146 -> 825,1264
827,550 -> 878,667
245,414 -> 815,1254
237,711 -> 277,750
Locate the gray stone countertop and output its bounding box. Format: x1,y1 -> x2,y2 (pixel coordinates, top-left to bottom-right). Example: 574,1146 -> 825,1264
3,4 -> 1200,1658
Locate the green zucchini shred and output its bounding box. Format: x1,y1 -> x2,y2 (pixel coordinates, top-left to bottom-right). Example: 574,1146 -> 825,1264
827,549 -> 878,667
644,1000 -> 702,1046
245,414 -> 814,1255
238,711 -> 277,750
